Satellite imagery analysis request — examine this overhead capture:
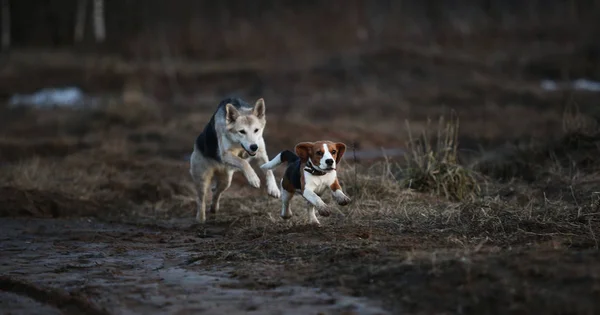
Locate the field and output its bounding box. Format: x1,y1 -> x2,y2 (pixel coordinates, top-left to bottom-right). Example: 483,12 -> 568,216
2,4 -> 600,313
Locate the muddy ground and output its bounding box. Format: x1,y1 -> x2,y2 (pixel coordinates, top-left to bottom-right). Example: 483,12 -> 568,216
1,41 -> 600,314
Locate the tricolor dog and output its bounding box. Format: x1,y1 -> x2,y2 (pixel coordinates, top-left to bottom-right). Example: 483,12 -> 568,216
190,97 -> 280,223
260,141 -> 352,225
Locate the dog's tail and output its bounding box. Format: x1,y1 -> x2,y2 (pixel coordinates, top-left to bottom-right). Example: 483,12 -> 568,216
260,150 -> 299,170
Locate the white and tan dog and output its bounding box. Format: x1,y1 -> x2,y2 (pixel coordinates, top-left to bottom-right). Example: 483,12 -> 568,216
190,97 -> 280,223
260,141 -> 351,225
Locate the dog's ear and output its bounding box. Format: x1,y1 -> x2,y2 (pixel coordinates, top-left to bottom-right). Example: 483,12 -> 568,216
334,142 -> 347,165
253,98 -> 266,119
225,103 -> 240,123
295,142 -> 313,163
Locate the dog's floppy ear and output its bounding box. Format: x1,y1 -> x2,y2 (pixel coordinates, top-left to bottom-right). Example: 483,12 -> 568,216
253,98 -> 266,119
225,103 -> 240,123
335,142 -> 347,165
295,142 -> 313,163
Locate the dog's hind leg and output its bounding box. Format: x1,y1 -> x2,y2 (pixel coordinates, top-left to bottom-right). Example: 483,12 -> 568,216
191,164 -> 214,224
210,170 -> 233,214
280,185 -> 294,220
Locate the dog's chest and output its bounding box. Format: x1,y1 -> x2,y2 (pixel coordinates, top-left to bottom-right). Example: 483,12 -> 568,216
303,171 -> 336,195
229,147 -> 249,159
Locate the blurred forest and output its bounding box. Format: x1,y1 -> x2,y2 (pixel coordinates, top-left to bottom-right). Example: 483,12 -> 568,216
3,0 -> 599,65
1,0 -> 600,108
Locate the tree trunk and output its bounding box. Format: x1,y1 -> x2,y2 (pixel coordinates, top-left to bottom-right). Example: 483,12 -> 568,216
93,0 -> 105,42
74,0 -> 88,42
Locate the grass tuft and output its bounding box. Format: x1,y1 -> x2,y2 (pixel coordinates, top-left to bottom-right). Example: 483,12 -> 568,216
401,114 -> 481,202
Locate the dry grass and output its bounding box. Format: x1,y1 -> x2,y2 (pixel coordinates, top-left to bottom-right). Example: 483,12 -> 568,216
2,42 -> 600,312
401,114 -> 481,202
474,102 -> 600,183
1,102 -> 599,314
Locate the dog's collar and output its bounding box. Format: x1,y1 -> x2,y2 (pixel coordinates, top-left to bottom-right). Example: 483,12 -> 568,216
304,161 -> 328,176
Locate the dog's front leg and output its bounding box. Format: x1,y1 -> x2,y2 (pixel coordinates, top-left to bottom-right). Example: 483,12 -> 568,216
306,202 -> 320,225
330,178 -> 351,206
221,151 -> 260,188
302,189 -> 331,217
256,144 -> 281,198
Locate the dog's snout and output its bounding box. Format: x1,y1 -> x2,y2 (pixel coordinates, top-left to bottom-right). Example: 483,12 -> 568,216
325,159 -> 334,165
249,144 -> 259,152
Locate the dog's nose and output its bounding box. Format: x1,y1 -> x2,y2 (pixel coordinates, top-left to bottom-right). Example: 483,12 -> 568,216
325,159 -> 334,165
249,144 -> 258,152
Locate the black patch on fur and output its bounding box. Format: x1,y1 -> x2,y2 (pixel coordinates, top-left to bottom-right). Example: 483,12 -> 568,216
284,159 -> 303,190
279,150 -> 302,189
280,150 -> 299,164
280,150 -> 302,189
195,97 -> 253,162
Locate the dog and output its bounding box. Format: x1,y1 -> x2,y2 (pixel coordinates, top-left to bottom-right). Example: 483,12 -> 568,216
189,97 -> 281,223
260,140 -> 352,225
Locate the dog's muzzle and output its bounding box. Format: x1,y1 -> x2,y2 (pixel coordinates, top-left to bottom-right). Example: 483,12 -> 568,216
242,145 -> 257,156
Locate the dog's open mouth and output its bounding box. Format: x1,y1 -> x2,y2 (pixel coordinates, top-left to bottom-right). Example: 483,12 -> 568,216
242,146 -> 257,156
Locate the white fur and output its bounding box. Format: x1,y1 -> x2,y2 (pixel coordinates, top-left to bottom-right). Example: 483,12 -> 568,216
190,99 -> 281,224
300,170 -> 337,225
263,143 -> 351,226
302,170 -> 337,197
320,143 -> 335,170
260,152 -> 282,170
280,179 -> 293,219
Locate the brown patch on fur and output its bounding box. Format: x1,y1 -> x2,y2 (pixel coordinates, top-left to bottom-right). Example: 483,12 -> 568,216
330,178 -> 341,191
295,141 -> 347,167
281,176 -> 295,193
333,142 -> 346,165
294,142 -> 312,163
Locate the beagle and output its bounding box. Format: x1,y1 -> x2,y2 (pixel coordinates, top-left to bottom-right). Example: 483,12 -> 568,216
260,141 -> 352,225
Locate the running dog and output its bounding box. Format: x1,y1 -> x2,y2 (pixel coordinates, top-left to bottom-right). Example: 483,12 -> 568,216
190,97 -> 281,223
260,140 -> 352,225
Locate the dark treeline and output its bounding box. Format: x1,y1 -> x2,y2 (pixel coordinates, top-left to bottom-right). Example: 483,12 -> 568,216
2,0 -> 600,60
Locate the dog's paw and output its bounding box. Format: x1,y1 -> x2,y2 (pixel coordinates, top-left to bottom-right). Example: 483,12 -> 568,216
308,219 -> 322,226
267,184 -> 281,199
316,205 -> 332,217
246,171 -> 261,189
336,195 -> 351,206
280,212 -> 292,220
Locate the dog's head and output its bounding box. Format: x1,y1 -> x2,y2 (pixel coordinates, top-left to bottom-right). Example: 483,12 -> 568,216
225,98 -> 267,156
295,141 -> 346,171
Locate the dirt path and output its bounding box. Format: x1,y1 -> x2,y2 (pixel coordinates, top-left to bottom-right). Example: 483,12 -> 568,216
0,218 -> 389,315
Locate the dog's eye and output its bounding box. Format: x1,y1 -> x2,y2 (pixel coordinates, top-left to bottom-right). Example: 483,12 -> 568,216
317,151 -> 324,156
254,128 -> 259,133
331,150 -> 336,154
238,130 -> 246,134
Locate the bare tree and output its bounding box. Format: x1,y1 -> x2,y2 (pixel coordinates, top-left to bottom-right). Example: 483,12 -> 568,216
74,0 -> 88,42
93,0 -> 105,42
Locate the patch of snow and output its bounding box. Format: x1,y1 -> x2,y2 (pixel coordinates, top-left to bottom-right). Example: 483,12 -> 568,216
540,80 -> 558,91
8,87 -> 97,109
540,78 -> 600,92
573,79 -> 600,92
